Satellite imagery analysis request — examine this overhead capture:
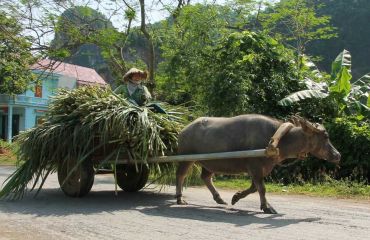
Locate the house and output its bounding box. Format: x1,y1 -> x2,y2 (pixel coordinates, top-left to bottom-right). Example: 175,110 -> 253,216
0,59 -> 107,142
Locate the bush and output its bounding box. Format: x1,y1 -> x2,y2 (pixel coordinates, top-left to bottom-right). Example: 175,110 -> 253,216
0,140 -> 18,166
0,140 -> 18,154
326,117 -> 370,181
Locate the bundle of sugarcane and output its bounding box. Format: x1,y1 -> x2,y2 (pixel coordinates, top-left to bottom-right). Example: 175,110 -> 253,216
0,86 -> 189,199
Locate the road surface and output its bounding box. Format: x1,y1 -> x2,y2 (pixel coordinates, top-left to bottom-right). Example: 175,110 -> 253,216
0,166 -> 369,240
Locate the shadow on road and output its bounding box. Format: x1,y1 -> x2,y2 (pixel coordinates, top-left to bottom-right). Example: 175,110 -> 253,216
0,187 -> 320,228
137,204 -> 320,228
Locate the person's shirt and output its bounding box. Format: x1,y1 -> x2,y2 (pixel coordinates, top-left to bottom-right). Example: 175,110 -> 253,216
114,82 -> 152,106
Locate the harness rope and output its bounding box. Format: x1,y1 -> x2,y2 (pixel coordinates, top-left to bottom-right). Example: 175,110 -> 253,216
265,121 -> 308,162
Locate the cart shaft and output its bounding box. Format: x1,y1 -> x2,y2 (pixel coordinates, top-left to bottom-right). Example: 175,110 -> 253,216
114,149 -> 282,164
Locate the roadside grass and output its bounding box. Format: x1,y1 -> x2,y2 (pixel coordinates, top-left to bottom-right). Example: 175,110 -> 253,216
0,154 -> 17,166
211,177 -> 370,200
0,140 -> 17,166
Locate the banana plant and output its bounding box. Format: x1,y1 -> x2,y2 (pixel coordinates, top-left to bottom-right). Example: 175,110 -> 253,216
279,50 -> 370,118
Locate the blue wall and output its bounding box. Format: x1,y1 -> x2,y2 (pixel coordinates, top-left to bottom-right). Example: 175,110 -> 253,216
24,71 -> 59,99
0,69 -> 81,141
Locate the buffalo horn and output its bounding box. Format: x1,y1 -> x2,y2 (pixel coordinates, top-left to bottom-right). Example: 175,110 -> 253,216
300,118 -> 323,133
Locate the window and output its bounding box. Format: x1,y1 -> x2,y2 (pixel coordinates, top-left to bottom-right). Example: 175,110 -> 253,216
35,85 -> 42,98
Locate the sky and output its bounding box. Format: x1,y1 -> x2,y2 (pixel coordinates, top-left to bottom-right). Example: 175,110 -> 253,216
13,0 -> 230,46
2,0 -> 277,48
114,0 -> 277,29
107,0 -> 228,29
145,0 -> 227,24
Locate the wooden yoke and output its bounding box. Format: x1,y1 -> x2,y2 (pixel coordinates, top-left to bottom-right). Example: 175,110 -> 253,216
265,122 -> 294,158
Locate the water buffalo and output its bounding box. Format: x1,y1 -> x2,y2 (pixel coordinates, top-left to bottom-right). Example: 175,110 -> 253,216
175,114 -> 340,214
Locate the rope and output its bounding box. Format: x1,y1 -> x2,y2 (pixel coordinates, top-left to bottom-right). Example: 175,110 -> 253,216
266,122 -> 294,158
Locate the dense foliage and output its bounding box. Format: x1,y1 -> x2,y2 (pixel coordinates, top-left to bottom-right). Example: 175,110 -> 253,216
206,31 -> 301,117
326,117 -> 370,181
0,11 -> 37,94
156,4 -> 234,105
280,50 -> 370,120
261,0 -> 337,61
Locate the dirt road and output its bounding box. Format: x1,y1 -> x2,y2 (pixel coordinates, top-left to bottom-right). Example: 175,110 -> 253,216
0,166 -> 369,240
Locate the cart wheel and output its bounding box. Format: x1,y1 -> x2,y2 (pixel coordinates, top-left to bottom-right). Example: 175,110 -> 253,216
115,164 -> 149,192
58,160 -> 95,197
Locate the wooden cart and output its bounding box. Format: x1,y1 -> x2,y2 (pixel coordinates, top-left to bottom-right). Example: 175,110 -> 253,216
57,145 -> 272,198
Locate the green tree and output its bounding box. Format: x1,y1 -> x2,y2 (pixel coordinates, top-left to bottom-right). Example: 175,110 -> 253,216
51,6 -> 126,83
156,4 -> 234,105
206,31 -> 301,117
0,11 -> 37,94
226,0 -> 271,30
308,0 -> 370,79
1,1 -> 149,87
260,0 -> 337,67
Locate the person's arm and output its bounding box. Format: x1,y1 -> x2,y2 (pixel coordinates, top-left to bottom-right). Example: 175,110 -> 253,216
114,85 -> 125,94
143,86 -> 152,102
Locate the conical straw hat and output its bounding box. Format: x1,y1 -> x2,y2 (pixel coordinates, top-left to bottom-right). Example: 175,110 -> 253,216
123,68 -> 147,81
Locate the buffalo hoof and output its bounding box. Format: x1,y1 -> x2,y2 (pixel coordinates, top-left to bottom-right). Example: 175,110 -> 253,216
214,194 -> 227,205
177,199 -> 188,205
231,192 -> 242,205
261,205 -> 278,214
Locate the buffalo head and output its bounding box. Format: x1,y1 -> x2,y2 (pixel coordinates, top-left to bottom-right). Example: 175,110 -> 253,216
292,116 -> 341,164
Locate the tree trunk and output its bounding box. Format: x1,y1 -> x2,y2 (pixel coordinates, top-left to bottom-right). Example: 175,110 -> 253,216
139,0 -> 155,95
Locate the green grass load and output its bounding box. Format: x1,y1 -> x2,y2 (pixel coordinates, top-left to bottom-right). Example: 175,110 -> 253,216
0,86 -> 188,199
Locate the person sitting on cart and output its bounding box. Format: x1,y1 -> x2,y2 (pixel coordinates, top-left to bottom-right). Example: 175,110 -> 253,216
114,68 -> 151,106
114,67 -> 166,113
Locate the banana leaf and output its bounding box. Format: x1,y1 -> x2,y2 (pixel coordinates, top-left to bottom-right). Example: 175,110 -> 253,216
278,90 -> 329,106
331,49 -> 351,80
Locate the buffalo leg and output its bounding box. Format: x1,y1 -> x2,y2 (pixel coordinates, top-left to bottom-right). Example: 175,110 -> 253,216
254,176 -> 277,214
176,161 -> 194,205
231,181 -> 256,205
201,167 -> 227,205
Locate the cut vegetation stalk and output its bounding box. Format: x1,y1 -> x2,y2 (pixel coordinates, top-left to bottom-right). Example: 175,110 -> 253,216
0,86 -> 188,200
